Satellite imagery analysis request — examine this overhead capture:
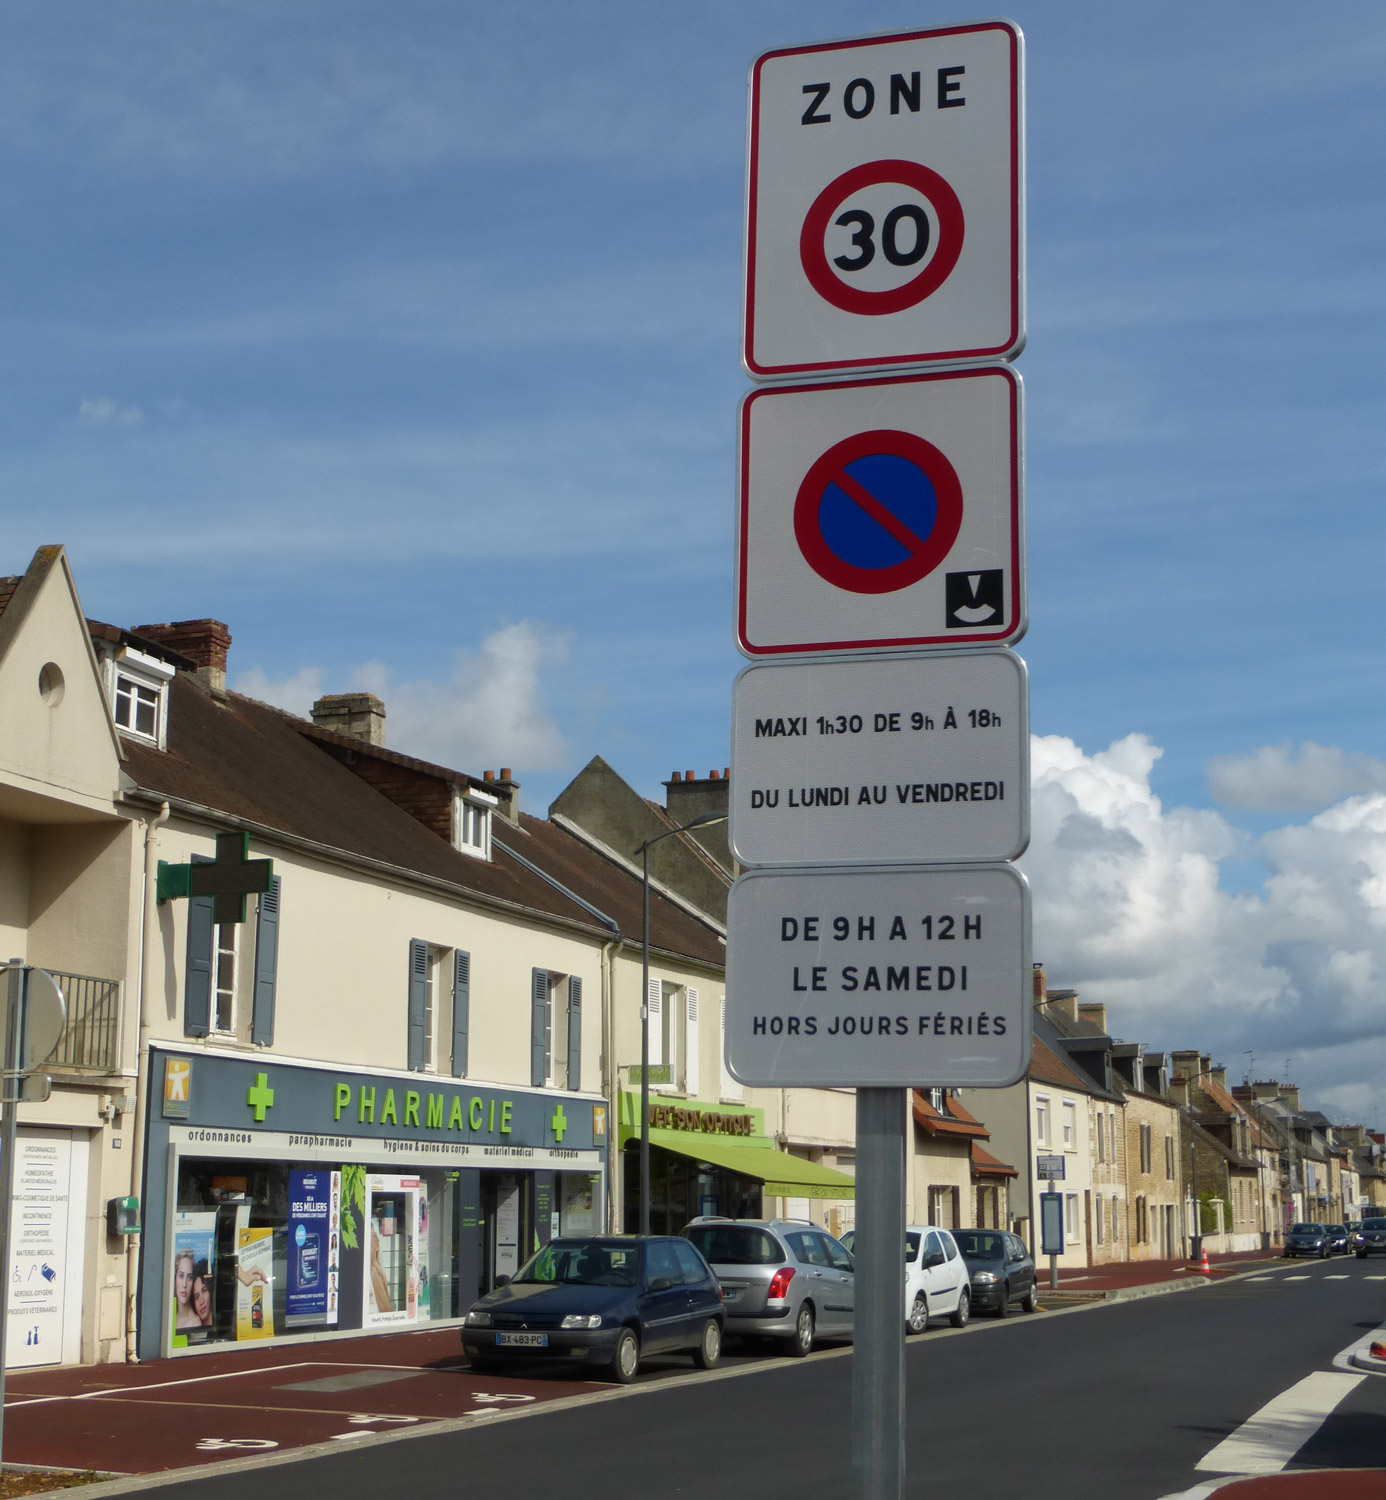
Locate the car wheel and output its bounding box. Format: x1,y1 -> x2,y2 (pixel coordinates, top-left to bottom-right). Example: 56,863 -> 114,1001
949,1291 -> 970,1329
906,1293 -> 928,1335
995,1289 -> 1010,1318
692,1318 -> 722,1370
789,1303 -> 815,1357
610,1327 -> 640,1384
470,1357 -> 502,1375
1021,1285 -> 1038,1314
1359,1250 -> 1369,1259
1320,1246 -> 1329,1259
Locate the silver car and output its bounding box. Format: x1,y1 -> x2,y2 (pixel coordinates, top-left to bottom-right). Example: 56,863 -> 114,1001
681,1217 -> 855,1356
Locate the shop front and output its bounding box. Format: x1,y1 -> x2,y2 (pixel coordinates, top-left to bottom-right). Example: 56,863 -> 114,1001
140,1048 -> 606,1359
617,1092 -> 855,1233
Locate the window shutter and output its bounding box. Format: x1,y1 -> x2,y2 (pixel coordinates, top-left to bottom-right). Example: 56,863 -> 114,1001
530,969 -> 549,1088
250,876 -> 281,1046
565,976 -> 582,1091
451,950 -> 471,1077
407,939 -> 429,1071
183,855 -> 214,1038
647,978 -> 663,1067
684,986 -> 700,1098
719,994 -> 741,1100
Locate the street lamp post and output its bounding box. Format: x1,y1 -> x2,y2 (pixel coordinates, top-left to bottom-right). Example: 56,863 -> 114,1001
635,812 -> 727,1236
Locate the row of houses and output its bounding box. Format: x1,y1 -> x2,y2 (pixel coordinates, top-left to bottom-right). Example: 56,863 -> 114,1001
2,544 -> 1378,1372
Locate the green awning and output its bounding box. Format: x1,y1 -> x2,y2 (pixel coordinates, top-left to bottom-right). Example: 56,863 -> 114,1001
645,1127 -> 855,1200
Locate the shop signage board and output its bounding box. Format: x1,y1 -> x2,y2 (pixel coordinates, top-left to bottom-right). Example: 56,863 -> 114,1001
736,365 -> 1023,656
744,21 -> 1024,379
725,863 -> 1030,1088
729,648 -> 1028,866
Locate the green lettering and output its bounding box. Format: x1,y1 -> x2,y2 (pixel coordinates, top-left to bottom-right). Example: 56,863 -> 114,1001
404,1091 -> 420,1128
358,1086 -> 375,1124
469,1097 -> 484,1130
488,1099 -> 496,1132
334,1083 -> 351,1121
450,1096 -> 465,1131
427,1094 -> 445,1130
381,1089 -> 398,1126
500,1100 -> 513,1134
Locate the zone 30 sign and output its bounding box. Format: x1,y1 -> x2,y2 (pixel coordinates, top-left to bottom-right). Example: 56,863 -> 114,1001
743,21 -> 1024,379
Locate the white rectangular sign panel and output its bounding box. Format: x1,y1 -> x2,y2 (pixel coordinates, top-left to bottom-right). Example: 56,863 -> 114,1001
725,864 -> 1031,1088
737,365 -> 1023,655
744,21 -> 1024,379
730,649 -> 1028,867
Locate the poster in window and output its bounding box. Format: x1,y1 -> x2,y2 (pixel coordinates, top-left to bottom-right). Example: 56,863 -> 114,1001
171,1210 -> 217,1348
286,1169 -> 332,1327
235,1227 -> 275,1341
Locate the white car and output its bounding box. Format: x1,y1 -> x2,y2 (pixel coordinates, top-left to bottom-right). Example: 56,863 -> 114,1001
840,1224 -> 971,1333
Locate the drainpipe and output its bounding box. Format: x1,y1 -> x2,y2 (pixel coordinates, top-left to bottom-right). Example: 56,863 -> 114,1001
600,937 -> 619,1232
125,800 -> 169,1362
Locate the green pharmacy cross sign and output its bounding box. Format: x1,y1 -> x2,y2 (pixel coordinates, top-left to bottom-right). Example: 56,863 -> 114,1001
157,831 -> 274,925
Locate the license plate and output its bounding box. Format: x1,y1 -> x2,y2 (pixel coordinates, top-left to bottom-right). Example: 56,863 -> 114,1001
497,1332 -> 547,1348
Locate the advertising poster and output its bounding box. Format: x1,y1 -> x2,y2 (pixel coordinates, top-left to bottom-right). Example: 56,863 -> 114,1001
327,1170 -> 341,1324
364,1175 -> 422,1328
8,1136 -> 72,1368
286,1169 -> 331,1327
235,1226 -> 275,1341
170,1209 -> 217,1349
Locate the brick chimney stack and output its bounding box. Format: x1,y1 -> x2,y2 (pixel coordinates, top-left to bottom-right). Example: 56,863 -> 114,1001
134,619 -> 232,694
311,693 -> 386,747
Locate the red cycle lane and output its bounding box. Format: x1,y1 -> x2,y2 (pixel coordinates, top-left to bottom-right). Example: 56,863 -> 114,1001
3,1327 -> 603,1477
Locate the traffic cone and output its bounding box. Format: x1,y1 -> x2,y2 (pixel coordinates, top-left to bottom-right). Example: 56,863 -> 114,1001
1199,1245 -> 1212,1275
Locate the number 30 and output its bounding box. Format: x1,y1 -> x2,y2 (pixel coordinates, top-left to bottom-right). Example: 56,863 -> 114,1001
832,205 -> 931,272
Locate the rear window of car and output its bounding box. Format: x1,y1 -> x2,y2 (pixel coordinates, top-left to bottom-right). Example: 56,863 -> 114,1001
953,1230 -> 1006,1260
684,1225 -> 783,1266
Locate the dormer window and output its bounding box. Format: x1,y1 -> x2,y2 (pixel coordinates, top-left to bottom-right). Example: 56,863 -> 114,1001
108,647 -> 174,749
452,787 -> 496,859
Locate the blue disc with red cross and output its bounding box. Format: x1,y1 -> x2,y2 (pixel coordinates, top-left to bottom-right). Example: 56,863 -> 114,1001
792,429 -> 963,595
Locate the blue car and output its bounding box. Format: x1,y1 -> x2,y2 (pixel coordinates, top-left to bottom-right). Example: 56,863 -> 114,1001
1283,1222 -> 1331,1259
462,1236 -> 724,1383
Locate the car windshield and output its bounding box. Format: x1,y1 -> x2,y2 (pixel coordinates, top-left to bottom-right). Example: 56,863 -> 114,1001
513,1239 -> 639,1287
1290,1224 -> 1322,1235
684,1225 -> 783,1266
1363,1220 -> 1386,1231
952,1230 -> 1006,1261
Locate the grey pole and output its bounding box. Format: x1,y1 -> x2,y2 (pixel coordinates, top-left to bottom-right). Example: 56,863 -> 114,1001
852,1086 -> 906,1500
0,962 -> 27,1466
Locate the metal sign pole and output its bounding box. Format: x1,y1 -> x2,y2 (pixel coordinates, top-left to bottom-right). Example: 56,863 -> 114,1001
0,962 -> 27,1466
852,1087 -> 906,1500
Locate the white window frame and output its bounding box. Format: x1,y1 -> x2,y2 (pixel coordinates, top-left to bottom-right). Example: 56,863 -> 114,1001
1062,1100 -> 1076,1151
1065,1193 -> 1080,1244
213,921 -> 239,1035
108,647 -> 174,749
649,979 -> 679,1092
719,995 -> 742,1101
1034,1095 -> 1051,1149
422,945 -> 441,1072
545,973 -> 570,1090
452,788 -> 496,860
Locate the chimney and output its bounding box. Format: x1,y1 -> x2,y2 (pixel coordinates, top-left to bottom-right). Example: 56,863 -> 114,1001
1078,1001 -> 1108,1033
662,767 -> 732,874
311,692 -> 386,747
492,768 -> 520,825
134,619 -> 231,695
1209,1066 -> 1227,1092
1031,964 -> 1047,1003
1279,1084 -> 1301,1112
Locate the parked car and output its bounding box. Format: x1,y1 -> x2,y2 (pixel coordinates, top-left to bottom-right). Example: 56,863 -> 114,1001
840,1224 -> 972,1333
1283,1222 -> 1332,1259
461,1235 -> 723,1383
682,1217 -> 854,1356
1325,1224 -> 1352,1255
1354,1218 -> 1386,1257
953,1228 -> 1037,1317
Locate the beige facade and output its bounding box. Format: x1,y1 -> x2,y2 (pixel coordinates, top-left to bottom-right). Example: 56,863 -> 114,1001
1123,1091 -> 1182,1261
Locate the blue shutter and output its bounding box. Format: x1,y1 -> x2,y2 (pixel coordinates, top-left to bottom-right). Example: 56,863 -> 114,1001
565,976 -> 582,1091
183,856 -> 214,1038
530,969 -> 549,1088
250,877 -> 281,1046
451,950 -> 471,1078
408,939 -> 428,1071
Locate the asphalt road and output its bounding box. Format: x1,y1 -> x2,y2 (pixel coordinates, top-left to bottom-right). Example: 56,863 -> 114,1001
104,1261 -> 1386,1500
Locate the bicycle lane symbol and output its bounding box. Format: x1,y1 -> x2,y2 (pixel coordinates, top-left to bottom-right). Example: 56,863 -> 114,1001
792,428 -> 963,596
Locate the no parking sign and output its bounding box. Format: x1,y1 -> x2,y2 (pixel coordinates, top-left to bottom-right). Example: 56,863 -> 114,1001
744,21 -> 1024,379
736,364 -> 1023,656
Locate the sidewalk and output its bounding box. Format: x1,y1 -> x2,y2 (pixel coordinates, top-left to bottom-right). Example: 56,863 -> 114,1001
1039,1247 -> 1281,1301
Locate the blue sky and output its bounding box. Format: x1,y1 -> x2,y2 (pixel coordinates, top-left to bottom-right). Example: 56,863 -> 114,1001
6,3 -> 1386,1125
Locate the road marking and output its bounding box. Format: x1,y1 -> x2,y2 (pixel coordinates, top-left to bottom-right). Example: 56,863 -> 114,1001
1325,1274 -> 1350,1280
1282,1274 -> 1310,1281
1245,1276 -> 1272,1282
1366,1275 -> 1386,1281
1194,1369 -> 1363,1474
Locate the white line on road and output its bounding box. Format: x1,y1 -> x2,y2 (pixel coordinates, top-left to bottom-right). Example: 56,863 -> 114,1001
1325,1274 -> 1351,1280
1282,1274 -> 1310,1280
1194,1369 -> 1363,1475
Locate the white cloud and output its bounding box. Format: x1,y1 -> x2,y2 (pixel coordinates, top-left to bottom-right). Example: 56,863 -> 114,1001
1024,735 -> 1386,1126
78,395 -> 143,428
234,621 -> 570,778
1208,741 -> 1386,812
233,665 -> 325,718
